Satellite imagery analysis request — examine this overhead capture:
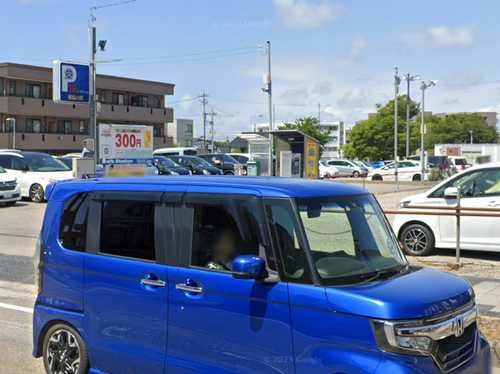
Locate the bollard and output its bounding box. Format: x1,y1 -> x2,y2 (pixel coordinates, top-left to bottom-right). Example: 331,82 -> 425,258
455,189 -> 461,266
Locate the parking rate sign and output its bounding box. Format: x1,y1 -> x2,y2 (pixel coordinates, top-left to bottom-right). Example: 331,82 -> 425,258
99,124 -> 154,161
53,61 -> 90,103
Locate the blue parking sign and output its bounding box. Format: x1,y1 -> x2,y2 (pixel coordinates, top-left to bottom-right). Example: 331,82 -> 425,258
53,61 -> 90,103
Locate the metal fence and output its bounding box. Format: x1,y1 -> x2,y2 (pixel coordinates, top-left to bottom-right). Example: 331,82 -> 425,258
384,197 -> 500,265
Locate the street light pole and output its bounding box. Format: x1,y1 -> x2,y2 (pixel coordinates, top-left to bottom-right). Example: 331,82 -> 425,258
403,73 -> 420,158
394,68 -> 401,192
420,80 -> 437,183
262,41 -> 273,176
89,17 -> 98,171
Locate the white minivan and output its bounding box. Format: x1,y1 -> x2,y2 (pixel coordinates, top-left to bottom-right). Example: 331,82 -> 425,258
392,162 -> 500,255
0,166 -> 21,206
0,151 -> 73,202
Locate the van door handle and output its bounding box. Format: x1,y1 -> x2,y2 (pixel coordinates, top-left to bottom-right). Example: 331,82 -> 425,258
176,283 -> 203,294
140,278 -> 166,288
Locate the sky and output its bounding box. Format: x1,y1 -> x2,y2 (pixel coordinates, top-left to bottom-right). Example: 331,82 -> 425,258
4,0 -> 500,139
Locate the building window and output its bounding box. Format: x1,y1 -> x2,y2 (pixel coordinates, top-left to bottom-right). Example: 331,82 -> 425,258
112,92 -> 125,105
58,120 -> 73,134
8,80 -> 16,96
26,83 -> 41,98
79,120 -> 88,134
131,94 -> 148,107
26,118 -> 42,133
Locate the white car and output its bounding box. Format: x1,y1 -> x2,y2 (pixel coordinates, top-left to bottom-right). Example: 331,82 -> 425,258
392,162 -> 500,256
368,160 -> 425,182
319,161 -> 339,179
449,156 -> 471,172
0,166 -> 21,206
0,151 -> 73,203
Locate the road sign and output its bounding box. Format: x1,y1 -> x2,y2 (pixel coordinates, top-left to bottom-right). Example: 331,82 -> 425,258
99,124 -> 153,161
52,60 -> 90,104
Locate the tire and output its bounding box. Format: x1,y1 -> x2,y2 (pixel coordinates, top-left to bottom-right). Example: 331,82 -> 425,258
224,171 -> 234,175
29,183 -> 45,203
399,223 -> 435,256
412,174 -> 422,182
42,323 -> 89,374
352,171 -> 360,178
372,174 -> 383,181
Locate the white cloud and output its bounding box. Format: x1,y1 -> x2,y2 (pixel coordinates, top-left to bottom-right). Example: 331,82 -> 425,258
273,0 -> 340,29
347,36 -> 368,62
428,26 -> 474,48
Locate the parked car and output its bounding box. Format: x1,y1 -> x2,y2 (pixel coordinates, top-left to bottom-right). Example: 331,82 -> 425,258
0,166 -> 21,206
371,160 -> 386,169
198,153 -> 247,175
449,156 -> 471,172
353,160 -> 373,172
393,162 -> 500,256
319,160 -> 339,179
325,159 -> 368,177
0,151 -> 73,202
153,147 -> 198,157
153,156 -> 191,175
167,155 -> 222,175
33,176 -> 490,373
368,160 -> 425,182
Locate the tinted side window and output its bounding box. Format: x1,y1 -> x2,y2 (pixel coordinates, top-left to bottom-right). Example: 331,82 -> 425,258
432,168 -> 500,198
189,198 -> 266,272
0,155 -> 11,169
11,157 -> 27,171
100,200 -> 156,261
60,193 -> 90,251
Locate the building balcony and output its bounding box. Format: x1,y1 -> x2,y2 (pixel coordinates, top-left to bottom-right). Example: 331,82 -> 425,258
0,96 -> 173,124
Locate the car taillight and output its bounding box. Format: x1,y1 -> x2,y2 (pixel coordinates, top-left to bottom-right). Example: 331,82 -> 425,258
34,236 -> 45,295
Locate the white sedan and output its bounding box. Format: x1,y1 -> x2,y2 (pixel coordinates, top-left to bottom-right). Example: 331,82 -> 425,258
368,160 -> 425,182
392,162 -> 500,256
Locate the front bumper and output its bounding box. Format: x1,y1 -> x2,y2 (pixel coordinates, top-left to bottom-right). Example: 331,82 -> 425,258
375,333 -> 491,374
0,186 -> 21,203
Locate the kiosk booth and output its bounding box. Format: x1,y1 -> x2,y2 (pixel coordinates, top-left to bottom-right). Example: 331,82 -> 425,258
271,130 -> 320,179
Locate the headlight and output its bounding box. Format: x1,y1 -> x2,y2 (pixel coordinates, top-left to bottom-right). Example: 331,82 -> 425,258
372,320 -> 432,355
202,169 -> 210,175
170,171 -> 179,176
399,200 -> 411,209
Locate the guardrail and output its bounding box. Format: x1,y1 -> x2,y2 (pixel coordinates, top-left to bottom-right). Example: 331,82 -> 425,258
384,199 -> 500,266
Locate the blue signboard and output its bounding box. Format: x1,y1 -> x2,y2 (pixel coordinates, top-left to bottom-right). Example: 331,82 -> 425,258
52,61 -> 90,104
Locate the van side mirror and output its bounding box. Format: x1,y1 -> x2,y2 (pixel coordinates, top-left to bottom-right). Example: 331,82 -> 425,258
444,187 -> 459,198
232,255 -> 267,280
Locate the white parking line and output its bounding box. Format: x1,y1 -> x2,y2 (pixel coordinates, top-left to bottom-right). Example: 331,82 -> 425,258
0,302 -> 33,314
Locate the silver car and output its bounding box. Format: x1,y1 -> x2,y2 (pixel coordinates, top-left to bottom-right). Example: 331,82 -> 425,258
326,159 -> 368,177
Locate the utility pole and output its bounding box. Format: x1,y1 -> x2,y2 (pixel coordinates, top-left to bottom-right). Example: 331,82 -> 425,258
318,103 -> 321,124
394,67 -> 401,191
199,91 -> 209,152
403,73 -> 420,158
208,108 -> 217,152
89,12 -> 98,170
420,80 -> 436,183
261,41 -> 273,176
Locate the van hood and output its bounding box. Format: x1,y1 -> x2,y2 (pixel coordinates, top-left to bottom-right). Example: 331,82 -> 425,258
325,267 -> 473,320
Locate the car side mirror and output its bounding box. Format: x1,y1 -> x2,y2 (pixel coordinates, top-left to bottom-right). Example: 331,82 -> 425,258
444,187 -> 459,198
232,255 -> 267,280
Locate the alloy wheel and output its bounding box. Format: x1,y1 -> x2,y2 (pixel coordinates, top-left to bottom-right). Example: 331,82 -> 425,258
30,184 -> 44,203
45,329 -> 81,374
404,228 -> 428,254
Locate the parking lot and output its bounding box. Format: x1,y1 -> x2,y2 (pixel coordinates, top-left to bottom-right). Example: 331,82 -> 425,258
1,180 -> 499,372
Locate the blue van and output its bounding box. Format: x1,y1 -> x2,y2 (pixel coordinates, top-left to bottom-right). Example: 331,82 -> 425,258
33,177 -> 491,374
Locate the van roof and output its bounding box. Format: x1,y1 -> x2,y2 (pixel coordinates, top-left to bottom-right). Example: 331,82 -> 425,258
51,176 -> 367,200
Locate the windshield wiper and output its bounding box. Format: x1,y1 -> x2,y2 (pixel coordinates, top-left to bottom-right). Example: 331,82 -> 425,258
353,265 -> 408,285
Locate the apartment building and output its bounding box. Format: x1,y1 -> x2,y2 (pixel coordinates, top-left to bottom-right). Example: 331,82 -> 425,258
0,62 -> 174,153
319,121 -> 345,159
167,118 -> 194,147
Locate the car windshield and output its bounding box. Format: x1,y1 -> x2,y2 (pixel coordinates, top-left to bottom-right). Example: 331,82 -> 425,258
454,158 -> 468,165
296,194 -> 406,285
222,154 -> 238,163
191,156 -> 212,167
24,153 -> 70,172
156,157 -> 178,167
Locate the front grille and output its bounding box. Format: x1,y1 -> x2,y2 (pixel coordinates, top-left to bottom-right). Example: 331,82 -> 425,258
434,323 -> 476,372
0,182 -> 16,191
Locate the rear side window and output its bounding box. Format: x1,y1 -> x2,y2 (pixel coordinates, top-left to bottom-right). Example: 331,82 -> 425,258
60,193 -> 90,251
100,200 -> 156,261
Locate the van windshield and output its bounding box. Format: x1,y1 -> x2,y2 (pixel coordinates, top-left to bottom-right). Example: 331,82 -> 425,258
296,194 -> 407,285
